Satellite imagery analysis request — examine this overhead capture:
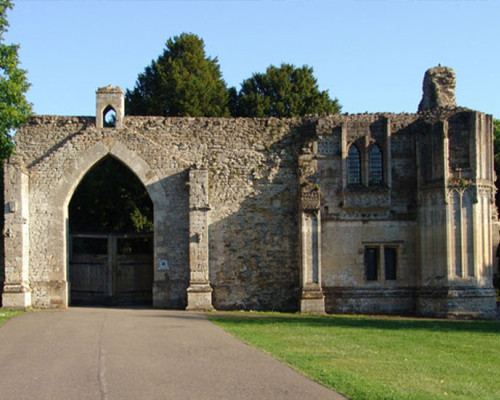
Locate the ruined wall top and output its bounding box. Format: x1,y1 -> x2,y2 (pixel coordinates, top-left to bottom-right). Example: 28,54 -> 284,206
96,85 -> 125,129
96,85 -> 124,95
418,65 -> 456,112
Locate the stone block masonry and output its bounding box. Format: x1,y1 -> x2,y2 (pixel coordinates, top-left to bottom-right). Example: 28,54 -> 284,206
186,168 -> 213,310
2,70 -> 497,318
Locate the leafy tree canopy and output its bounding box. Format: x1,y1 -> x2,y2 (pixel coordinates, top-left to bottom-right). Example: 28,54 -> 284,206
0,0 -> 32,159
233,63 -> 341,118
69,156 -> 153,234
125,33 -> 229,117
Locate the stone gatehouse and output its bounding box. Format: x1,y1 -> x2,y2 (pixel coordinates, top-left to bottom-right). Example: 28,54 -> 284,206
2,66 -> 497,318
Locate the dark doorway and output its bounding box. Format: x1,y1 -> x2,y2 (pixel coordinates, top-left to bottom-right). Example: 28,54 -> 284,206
69,233 -> 153,306
68,156 -> 154,306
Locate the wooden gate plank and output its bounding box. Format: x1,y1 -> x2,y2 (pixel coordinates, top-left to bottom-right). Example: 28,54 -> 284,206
69,233 -> 153,306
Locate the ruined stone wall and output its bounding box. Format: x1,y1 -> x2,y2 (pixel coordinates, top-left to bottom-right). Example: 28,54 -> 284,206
4,108 -> 496,317
416,111 -> 496,318
4,66 -> 496,317
12,115 -> 307,310
307,114 -> 421,314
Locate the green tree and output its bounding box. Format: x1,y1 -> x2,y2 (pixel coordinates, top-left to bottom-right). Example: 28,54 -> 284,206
0,0 -> 32,159
0,1 -> 32,301
69,157 -> 153,234
125,33 -> 229,117
233,63 -> 341,118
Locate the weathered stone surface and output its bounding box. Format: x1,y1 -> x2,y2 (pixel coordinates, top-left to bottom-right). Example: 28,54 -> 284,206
418,65 -> 456,112
96,85 -> 124,128
1,69 -> 497,319
187,168 -> 213,311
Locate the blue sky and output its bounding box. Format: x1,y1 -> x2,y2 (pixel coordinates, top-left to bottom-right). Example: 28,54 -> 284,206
6,0 -> 500,118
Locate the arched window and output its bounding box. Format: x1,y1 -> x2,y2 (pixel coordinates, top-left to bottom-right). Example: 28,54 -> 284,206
347,145 -> 361,185
369,145 -> 383,185
103,106 -> 116,128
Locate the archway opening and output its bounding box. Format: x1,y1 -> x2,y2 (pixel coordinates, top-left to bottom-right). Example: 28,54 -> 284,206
103,106 -> 116,128
68,156 -> 154,306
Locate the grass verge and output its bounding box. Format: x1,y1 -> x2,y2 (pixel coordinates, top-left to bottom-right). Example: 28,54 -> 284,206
0,310 -> 23,326
208,312 -> 500,400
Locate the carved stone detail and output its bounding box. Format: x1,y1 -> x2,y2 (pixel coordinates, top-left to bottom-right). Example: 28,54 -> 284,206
300,182 -> 320,211
342,187 -> 390,210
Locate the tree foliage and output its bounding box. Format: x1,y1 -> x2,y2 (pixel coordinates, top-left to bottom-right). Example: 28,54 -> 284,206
69,157 -> 153,234
0,0 -> 32,159
232,63 -> 341,117
125,33 -> 229,117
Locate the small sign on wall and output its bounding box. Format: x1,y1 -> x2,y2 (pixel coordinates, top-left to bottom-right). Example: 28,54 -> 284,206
158,259 -> 169,271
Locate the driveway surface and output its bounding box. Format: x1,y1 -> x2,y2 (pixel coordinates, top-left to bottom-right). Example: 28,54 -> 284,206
0,308 -> 347,400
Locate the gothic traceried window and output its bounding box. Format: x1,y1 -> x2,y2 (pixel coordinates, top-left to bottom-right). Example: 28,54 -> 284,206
369,144 -> 383,185
347,145 -> 361,185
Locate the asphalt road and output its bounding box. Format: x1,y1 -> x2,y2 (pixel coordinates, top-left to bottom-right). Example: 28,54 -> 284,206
0,308 -> 347,400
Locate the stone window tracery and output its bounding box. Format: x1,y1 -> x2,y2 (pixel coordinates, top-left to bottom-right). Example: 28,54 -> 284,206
347,145 -> 361,185
369,144 -> 383,185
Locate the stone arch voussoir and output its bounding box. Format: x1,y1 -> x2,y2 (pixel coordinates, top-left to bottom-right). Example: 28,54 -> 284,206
53,140 -> 165,210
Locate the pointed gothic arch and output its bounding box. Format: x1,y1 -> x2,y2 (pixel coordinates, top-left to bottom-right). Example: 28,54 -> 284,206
47,140 -> 167,306
54,140 -> 165,209
103,105 -> 117,128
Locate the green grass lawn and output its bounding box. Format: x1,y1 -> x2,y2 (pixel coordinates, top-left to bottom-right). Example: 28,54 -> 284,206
209,313 -> 500,400
0,310 -> 23,326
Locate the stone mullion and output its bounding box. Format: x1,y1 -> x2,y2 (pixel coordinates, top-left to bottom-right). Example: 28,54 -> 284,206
380,244 -> 385,282
385,118 -> 392,188
341,123 -> 348,189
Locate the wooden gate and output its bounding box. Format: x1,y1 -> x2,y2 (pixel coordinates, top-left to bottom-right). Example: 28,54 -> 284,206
69,233 -> 153,306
